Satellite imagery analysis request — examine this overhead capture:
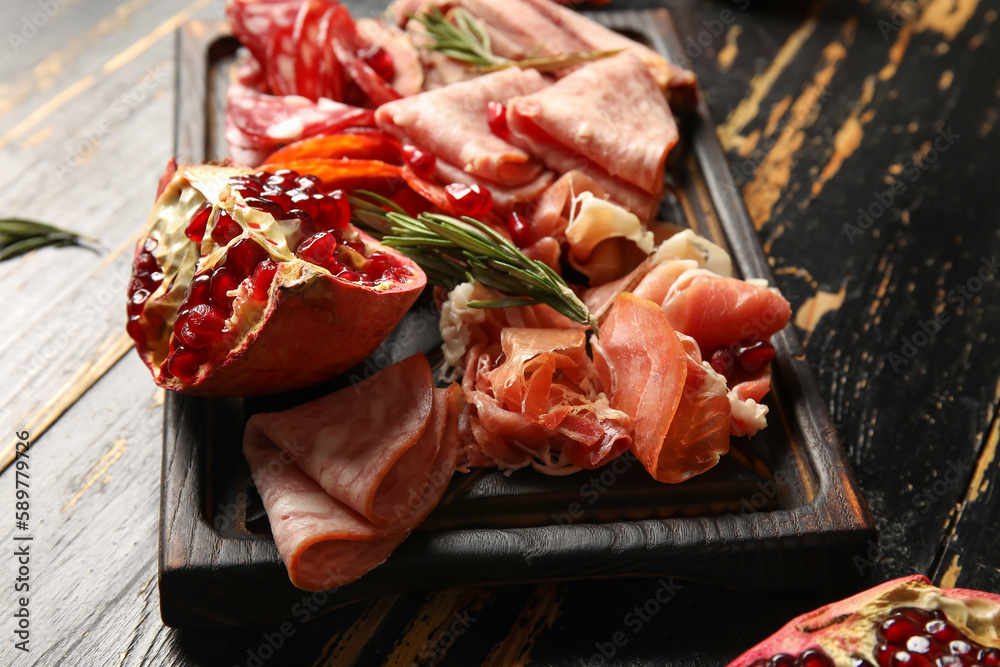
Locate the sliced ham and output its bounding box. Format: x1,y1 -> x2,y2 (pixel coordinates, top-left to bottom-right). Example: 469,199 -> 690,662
356,18 -> 424,96
243,354 -> 462,590
376,67 -> 549,186
507,52 -> 677,197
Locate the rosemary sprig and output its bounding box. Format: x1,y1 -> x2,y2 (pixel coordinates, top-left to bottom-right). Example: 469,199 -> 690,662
349,192 -> 599,333
0,218 -> 93,261
410,7 -> 624,74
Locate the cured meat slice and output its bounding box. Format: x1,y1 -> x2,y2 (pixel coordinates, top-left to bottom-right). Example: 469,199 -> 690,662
228,0 -> 302,83
357,18 -> 424,96
433,158 -> 554,215
376,68 -> 549,186
507,53 -> 677,196
292,0 -> 331,101
243,355 -> 462,591
328,5 -> 403,106
225,84 -> 375,162
661,272 -> 792,352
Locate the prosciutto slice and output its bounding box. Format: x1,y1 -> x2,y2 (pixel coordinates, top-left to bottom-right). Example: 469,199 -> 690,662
375,68 -> 549,186
243,354 -> 461,590
508,53 -> 676,197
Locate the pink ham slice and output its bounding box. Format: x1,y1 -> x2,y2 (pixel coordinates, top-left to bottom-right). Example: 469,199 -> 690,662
243,354 -> 461,590
507,52 -> 677,197
375,67 -> 549,186
225,84 -> 375,165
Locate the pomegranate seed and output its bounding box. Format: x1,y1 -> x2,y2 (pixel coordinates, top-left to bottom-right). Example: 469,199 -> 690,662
254,170 -> 273,181
735,339 -> 777,374
289,191 -> 320,218
126,315 -> 145,344
882,616 -> 923,644
906,636 -> 931,654
211,212 -> 242,245
487,101 -> 509,138
134,249 -> 158,277
297,175 -> 322,189
229,182 -> 261,200
747,661 -> 770,667
926,620 -> 962,643
506,210 -> 532,248
286,208 -> 315,230
362,45 -> 395,81
261,187 -> 293,213
899,609 -> 934,624
771,655 -> 796,667
978,648 -> 1000,665
402,144 -> 436,179
128,289 -> 149,317
876,643 -> 896,665
445,182 -> 493,217
850,659 -> 876,667
226,237 -> 268,280
336,266 -> 360,282
185,202 -> 212,244
890,652 -> 932,667
798,648 -> 834,667
210,267 -> 241,306
321,190 -> 351,231
165,345 -> 208,382
189,274 -> 213,304
948,641 -> 972,655
243,196 -> 285,219
710,346 -> 734,375
363,250 -> 393,281
250,260 -> 277,300
297,232 -> 337,267
272,168 -> 299,180
173,303 -> 227,349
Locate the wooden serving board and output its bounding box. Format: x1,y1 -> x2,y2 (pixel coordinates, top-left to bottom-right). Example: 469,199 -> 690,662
160,10 -> 876,628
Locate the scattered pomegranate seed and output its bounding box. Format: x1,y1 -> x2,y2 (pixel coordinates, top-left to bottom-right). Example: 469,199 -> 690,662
445,182 -> 493,217
210,267 -> 241,306
211,212 -> 242,245
361,45 -> 395,81
185,202 -> 213,244
709,346 -> 734,375
402,145 -> 436,179
226,237 -> 268,279
297,232 -> 337,267
487,101 -> 509,139
506,210 -> 532,248
250,260 -> 277,300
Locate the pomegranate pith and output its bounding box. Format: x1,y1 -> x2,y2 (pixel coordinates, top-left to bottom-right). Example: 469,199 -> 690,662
127,164 -> 426,396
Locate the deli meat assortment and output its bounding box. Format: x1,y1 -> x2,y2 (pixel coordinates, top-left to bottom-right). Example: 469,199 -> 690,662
126,0 -> 793,591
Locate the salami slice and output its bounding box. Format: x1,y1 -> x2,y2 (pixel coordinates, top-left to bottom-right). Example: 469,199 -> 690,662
328,6 -> 403,106
292,0 -> 330,101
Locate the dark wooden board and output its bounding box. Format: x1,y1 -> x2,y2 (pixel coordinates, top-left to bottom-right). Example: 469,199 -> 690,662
159,12 -> 875,629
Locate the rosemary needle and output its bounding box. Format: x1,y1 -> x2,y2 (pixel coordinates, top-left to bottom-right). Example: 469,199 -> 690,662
0,218 -> 94,262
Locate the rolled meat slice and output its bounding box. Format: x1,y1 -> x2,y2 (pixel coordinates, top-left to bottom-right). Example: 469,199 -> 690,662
375,67 -> 549,186
507,52 -> 677,197
243,354 -> 462,590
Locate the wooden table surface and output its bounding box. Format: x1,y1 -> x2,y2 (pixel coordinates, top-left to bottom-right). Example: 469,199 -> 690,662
1,0 -> 997,665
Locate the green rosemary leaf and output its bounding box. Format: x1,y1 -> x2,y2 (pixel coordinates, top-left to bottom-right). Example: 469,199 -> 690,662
469,297 -> 542,309
0,218 -> 93,262
0,235 -> 73,262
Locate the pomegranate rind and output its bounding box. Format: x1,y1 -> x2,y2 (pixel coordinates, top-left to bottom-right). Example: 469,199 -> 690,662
727,575 -> 1000,667
129,164 -> 427,396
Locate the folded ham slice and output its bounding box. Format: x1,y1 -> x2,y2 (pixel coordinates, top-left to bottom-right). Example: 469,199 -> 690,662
376,67 -> 549,186
243,354 -> 461,590
507,53 -> 676,197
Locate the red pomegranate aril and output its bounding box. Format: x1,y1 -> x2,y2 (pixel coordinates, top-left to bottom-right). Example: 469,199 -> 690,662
226,237 -> 269,279
212,211 -> 242,245
798,648 -> 835,667
210,267 -> 241,306
165,345 -> 208,382
906,637 -> 932,654
173,303 -> 227,349
487,101 -> 510,138
710,346 -> 734,375
230,182 -> 261,200
934,658 -> 962,667
926,621 -> 963,643
297,232 -> 337,267
363,250 -> 392,280
126,315 -> 145,343
890,652 -> 933,667
289,192 -> 320,218
185,202 -> 212,243
402,144 -> 436,179
261,187 -> 293,212
337,267 -> 360,281
128,289 -> 150,317
250,260 -> 277,300
186,274 -> 212,306
851,659 -> 876,667
362,45 -> 395,81
771,655 -> 796,667
272,168 -> 299,180
506,210 -> 532,248
297,175 -> 321,189
244,196 -> 285,220
445,182 -> 493,216
947,641 -> 972,656
978,648 -> 1000,665
735,339 -> 776,374
876,643 -> 897,665
316,190 -> 350,231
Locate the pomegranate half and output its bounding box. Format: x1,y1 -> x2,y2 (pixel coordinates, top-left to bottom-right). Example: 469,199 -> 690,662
126,164 -> 426,396
729,575 -> 1000,667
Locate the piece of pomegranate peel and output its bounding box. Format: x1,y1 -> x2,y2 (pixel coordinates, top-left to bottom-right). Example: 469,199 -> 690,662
126,164 -> 426,396
728,575 -> 1000,667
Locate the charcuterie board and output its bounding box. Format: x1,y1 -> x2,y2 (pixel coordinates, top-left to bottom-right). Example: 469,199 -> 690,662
159,10 -> 876,628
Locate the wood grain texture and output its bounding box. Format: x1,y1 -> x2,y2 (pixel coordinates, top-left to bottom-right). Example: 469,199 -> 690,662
0,0 -> 997,664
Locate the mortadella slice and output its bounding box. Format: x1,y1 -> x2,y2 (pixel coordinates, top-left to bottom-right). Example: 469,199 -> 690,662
375,67 -> 549,186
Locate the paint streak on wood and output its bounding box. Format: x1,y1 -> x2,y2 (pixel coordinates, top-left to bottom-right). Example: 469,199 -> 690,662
103,0 -> 215,74
481,583 -> 564,667
381,588 -> 490,667
62,438 -> 128,511
736,129 -> 760,158
879,16 -> 915,81
314,595 -> 400,667
717,25 -> 742,71
715,13 -> 820,151
795,287 -> 847,344
917,0 -> 981,40
742,27 -> 851,229
938,69 -> 954,89
966,388 -> 999,504
939,554 -> 963,588
0,76 -> 96,149
0,332 -> 134,474
867,257 -> 894,318
0,0 -> 150,118
810,75 -> 876,200
765,96 -> 793,137
980,107 -> 998,138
